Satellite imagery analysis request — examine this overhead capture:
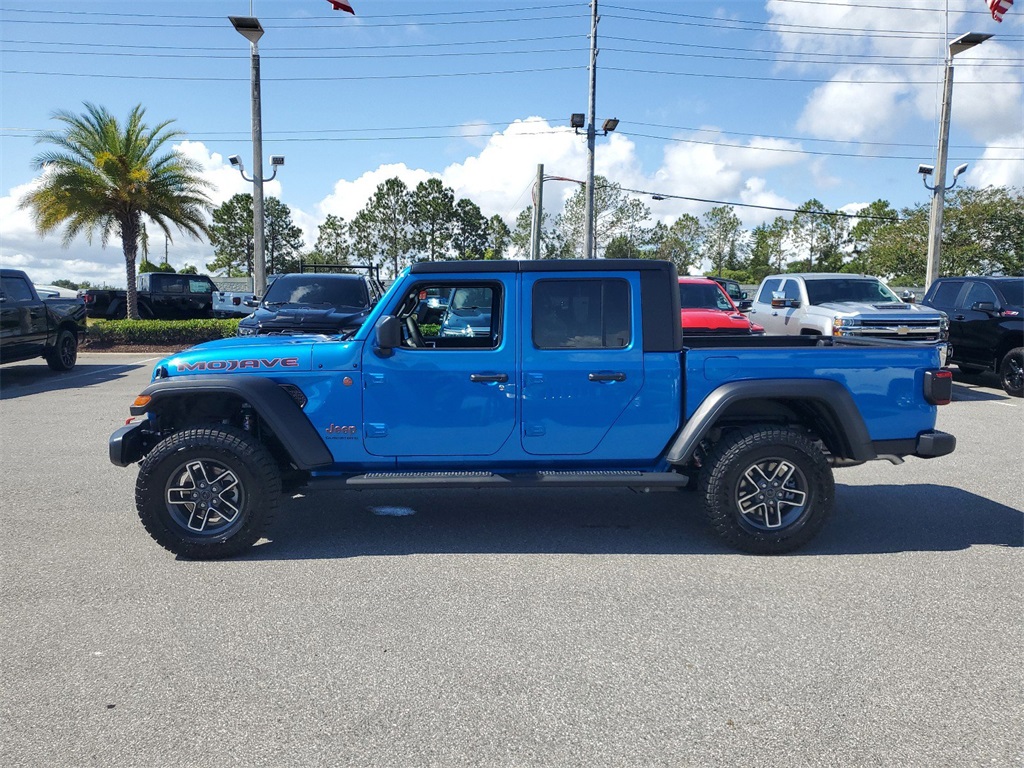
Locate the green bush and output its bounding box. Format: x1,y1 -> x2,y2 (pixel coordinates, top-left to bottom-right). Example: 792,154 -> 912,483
85,318 -> 240,346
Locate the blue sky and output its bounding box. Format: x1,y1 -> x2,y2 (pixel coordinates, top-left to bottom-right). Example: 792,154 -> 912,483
1,0 -> 1021,285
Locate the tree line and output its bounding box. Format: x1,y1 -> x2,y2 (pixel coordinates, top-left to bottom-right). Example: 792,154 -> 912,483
209,176 -> 1022,285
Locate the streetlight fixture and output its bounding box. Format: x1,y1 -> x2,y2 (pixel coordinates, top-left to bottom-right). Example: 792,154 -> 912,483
923,31 -> 991,291
229,14 -> 271,297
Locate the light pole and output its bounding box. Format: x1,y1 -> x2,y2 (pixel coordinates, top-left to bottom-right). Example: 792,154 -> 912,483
228,153 -> 284,278
570,0 -> 619,259
229,15 -> 272,297
923,31 -> 991,291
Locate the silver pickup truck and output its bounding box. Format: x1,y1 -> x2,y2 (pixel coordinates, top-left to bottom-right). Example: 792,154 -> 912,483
749,273 -> 949,357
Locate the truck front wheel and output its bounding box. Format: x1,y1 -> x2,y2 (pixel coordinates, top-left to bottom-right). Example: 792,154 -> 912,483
135,426 -> 281,559
698,426 -> 834,554
999,347 -> 1023,397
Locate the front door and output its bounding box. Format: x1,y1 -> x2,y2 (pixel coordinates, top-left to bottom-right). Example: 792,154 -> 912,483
361,277 -> 516,457
520,274 -> 643,455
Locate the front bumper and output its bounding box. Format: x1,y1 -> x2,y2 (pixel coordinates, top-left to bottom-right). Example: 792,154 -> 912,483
109,420 -> 150,467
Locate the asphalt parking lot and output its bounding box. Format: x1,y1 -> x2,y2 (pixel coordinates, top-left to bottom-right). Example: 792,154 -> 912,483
1,353 -> 1021,767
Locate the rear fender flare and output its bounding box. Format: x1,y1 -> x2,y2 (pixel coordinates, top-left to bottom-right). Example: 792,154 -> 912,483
665,379 -> 874,465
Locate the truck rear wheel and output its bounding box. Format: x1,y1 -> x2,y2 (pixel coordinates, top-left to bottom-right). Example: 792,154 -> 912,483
698,426 -> 834,554
135,426 -> 281,559
999,347 -> 1023,397
45,328 -> 78,371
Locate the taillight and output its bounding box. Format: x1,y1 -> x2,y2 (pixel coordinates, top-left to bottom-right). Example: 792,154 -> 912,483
924,369 -> 953,406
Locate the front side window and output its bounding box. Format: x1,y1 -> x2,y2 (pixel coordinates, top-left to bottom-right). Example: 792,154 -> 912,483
963,281 -> 997,309
532,279 -> 630,349
394,281 -> 501,350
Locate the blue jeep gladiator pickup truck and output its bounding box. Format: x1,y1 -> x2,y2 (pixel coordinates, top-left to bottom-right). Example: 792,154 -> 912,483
110,259 -> 955,558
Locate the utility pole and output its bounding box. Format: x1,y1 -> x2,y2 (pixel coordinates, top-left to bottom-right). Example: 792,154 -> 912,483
531,163 -> 544,260
583,0 -> 598,260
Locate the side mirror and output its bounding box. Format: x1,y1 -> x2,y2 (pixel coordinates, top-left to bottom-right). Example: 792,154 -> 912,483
244,298 -> 259,308
374,315 -> 402,357
770,297 -> 800,309
900,290 -> 917,304
972,301 -> 997,313
740,291 -> 748,300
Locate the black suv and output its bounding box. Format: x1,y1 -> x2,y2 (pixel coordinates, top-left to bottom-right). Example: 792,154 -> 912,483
237,272 -> 383,337
922,276 -> 1023,397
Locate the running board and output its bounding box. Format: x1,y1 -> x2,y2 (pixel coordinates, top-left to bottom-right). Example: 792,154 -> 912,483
303,470 -> 690,491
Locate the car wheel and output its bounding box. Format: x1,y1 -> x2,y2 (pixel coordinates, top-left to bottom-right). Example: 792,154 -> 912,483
957,363 -> 986,376
135,426 -> 281,559
45,328 -> 78,371
698,425 -> 834,554
999,347 -> 1024,397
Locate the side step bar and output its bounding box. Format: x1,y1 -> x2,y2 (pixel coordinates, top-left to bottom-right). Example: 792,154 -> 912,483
303,470 -> 690,491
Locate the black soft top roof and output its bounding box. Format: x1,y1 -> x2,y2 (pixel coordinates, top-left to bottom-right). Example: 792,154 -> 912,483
408,259 -> 682,352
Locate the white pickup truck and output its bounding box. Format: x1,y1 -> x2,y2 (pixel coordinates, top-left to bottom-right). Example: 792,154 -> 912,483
748,273 -> 949,352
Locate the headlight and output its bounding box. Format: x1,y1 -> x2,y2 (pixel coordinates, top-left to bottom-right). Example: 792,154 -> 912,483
832,317 -> 861,335
939,313 -> 950,340
238,325 -> 257,336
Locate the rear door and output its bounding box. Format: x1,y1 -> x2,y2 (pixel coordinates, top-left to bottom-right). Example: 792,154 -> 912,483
520,273 -> 642,455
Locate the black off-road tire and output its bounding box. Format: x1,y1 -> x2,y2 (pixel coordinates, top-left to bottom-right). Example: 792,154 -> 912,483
999,347 -> 1023,398
698,425 -> 834,555
45,328 -> 78,371
135,426 -> 281,559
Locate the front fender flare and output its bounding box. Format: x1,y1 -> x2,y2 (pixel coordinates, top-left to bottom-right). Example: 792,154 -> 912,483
131,375 -> 333,469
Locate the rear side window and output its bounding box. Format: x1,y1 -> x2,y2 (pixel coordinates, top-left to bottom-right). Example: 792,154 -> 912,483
189,278 -> 213,295
532,279 -> 630,349
756,278 -> 782,304
929,280 -> 963,308
1,276 -> 33,302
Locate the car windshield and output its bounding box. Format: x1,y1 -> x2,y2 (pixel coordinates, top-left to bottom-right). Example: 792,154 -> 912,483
679,283 -> 733,311
805,279 -> 901,305
263,277 -> 368,308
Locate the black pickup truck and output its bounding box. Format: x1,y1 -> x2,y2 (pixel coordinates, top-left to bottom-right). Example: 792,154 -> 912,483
1,269 -> 87,371
79,272 -> 218,320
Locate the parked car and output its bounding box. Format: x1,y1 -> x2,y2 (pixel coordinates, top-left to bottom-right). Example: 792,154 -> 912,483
678,278 -> 764,335
0,269 -> 86,371
438,285 -> 494,338
922,275 -> 1024,397
79,272 -> 217,320
237,272 -> 383,337
710,276 -> 752,310
749,273 -> 949,356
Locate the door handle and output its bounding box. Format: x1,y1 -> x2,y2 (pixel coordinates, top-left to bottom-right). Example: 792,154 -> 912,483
469,373 -> 508,383
588,372 -> 626,382
954,315 -> 965,320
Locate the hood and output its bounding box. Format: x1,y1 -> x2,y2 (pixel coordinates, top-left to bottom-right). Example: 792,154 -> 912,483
241,305 -> 369,333
152,336 -> 318,380
818,301 -> 944,319
680,308 -> 757,331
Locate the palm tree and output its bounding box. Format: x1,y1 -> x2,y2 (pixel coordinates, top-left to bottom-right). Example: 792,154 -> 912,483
20,103 -> 213,319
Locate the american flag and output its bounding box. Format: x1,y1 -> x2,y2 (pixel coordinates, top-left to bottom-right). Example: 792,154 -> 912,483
326,0 -> 356,14
987,0 -> 1013,22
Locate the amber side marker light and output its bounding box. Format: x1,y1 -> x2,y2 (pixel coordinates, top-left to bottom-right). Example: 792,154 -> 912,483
132,395 -> 152,408
924,369 -> 953,406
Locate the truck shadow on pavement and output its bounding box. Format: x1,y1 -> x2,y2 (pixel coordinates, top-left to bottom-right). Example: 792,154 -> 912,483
951,373 -> 1010,401
243,483 -> 1022,561
0,359 -> 152,400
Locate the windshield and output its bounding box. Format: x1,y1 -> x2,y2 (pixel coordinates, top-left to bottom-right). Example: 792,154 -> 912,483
805,279 -> 901,305
679,282 -> 734,311
263,276 -> 369,309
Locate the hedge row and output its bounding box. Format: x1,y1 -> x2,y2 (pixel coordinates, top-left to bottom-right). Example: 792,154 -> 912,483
85,318 -> 240,346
